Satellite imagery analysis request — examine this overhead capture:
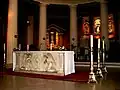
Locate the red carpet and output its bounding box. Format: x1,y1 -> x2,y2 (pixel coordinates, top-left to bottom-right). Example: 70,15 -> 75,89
0,70 -> 89,83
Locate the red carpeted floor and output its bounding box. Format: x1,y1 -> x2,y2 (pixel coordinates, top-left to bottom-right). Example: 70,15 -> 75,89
0,69 -> 89,83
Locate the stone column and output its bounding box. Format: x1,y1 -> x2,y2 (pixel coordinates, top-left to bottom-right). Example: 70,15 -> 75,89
39,3 -> 47,50
7,0 -> 18,65
100,0 -> 109,51
70,5 -> 78,50
27,16 -> 34,45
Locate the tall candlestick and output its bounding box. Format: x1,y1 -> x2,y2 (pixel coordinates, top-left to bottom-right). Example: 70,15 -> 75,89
102,38 -> 107,73
88,35 -> 97,83
96,38 -> 103,77
90,35 -> 93,72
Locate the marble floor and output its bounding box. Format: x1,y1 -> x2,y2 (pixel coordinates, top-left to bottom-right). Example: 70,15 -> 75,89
0,68 -> 120,90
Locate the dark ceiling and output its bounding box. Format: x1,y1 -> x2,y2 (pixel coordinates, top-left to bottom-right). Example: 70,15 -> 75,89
0,0 -> 120,31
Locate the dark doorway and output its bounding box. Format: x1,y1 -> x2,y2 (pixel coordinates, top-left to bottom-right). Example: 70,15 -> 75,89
0,17 -> 5,71
0,0 -> 8,71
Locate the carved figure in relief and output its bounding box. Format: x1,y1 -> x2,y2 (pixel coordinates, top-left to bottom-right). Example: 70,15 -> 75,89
25,53 -> 33,70
94,18 -> 101,34
108,20 -> 114,33
83,21 -> 90,34
43,53 -> 57,72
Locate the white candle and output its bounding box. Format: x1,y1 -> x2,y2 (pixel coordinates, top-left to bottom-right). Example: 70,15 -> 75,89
4,43 -> 5,61
4,43 -> 5,52
27,44 -> 29,51
98,38 -> 100,48
90,35 -> 93,48
50,43 -> 52,51
19,44 -> 21,50
103,40 -> 104,49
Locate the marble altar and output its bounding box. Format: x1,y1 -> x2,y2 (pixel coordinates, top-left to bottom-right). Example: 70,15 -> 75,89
13,51 -> 75,76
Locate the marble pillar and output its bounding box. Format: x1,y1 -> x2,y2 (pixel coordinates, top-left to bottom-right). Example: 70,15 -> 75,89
7,0 -> 18,65
100,0 -> 109,51
39,3 -> 47,50
27,16 -> 34,45
70,5 -> 78,50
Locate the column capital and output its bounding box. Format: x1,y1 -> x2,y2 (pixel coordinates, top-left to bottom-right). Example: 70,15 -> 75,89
100,0 -> 108,4
34,0 -> 49,5
68,4 -> 77,8
40,3 -> 49,6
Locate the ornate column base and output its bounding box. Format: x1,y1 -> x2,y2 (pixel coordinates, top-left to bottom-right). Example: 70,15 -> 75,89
88,72 -> 97,83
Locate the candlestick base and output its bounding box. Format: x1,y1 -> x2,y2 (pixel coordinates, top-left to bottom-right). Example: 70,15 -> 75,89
96,68 -> 103,78
102,66 -> 108,73
88,72 -> 97,83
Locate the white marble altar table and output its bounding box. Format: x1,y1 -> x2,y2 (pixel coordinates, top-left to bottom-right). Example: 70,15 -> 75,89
13,51 -> 75,76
